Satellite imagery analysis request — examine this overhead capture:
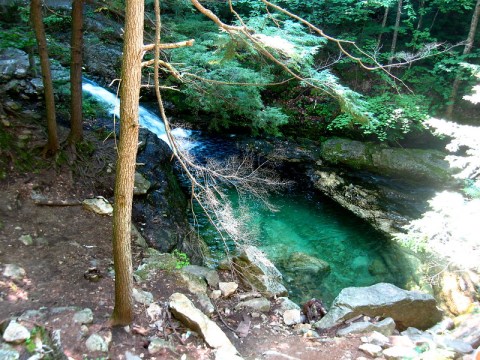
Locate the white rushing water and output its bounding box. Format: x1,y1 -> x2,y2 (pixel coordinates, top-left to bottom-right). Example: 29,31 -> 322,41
82,79 -> 196,150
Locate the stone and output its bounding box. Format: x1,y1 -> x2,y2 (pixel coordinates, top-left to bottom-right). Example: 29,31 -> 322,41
235,298 -> 271,312
3,264 -> 26,280
450,312 -> 480,347
277,297 -> 301,311
82,196 -> 113,216
133,288 -> 154,305
196,293 -> 215,315
146,303 -> 163,321
359,343 -> 383,357
361,331 -> 390,347
85,333 -> 108,352
232,246 -> 288,298
293,323 -> 312,335
435,336 -> 474,356
0,48 -> 29,79
427,318 -> 454,335
131,224 -> 148,248
148,337 -> 173,354
18,234 -> 33,246
219,282 -> 238,297
134,250 -> 177,281
287,252 -> 330,275
320,137 -> 456,184
169,293 -> 239,356
178,271 -> 207,294
283,309 -> 302,326
181,265 -> 220,288
382,346 -> 419,360
315,283 -> 443,331
125,351 -> 142,360
337,317 -> 396,337
438,271 -> 477,316
2,321 -> 30,344
73,308 -> 94,324
215,346 -> 244,360
133,172 -> 151,195
418,348 -> 456,360
0,344 -> 19,360
210,290 -> 221,300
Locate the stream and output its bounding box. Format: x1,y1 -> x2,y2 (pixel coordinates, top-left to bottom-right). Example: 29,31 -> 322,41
83,80 -> 419,305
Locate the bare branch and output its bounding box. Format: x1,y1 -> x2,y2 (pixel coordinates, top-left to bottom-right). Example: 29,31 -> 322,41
143,39 -> 195,52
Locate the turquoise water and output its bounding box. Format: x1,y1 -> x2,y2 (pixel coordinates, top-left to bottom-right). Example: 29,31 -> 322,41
195,185 -> 417,306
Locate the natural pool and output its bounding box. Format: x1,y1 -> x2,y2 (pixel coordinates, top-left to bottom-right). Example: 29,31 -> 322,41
82,80 -> 419,306
192,167 -> 420,306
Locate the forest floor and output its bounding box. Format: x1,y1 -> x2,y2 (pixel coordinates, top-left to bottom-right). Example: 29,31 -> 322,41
0,115 -> 365,359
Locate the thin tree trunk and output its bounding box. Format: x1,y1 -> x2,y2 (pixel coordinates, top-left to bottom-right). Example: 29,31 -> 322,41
445,0 -> 480,118
68,0 -> 84,144
389,0 -> 403,65
377,6 -> 390,47
30,0 -> 59,155
111,0 -> 144,326
416,0 -> 425,30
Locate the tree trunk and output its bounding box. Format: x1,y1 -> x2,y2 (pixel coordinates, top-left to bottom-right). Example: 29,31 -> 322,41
30,0 -> 59,155
388,0 -> 403,65
68,0 -> 84,144
445,0 -> 480,118
111,0 -> 144,326
377,5 -> 390,47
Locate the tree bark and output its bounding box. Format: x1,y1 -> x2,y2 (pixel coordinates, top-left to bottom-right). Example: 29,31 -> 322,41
111,0 -> 144,326
445,0 -> 480,118
388,0 -> 403,65
377,5 -> 390,47
68,0 -> 84,144
30,0 -> 59,155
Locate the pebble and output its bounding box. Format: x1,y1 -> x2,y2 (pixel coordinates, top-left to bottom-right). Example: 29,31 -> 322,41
146,303 -> 162,321
3,264 -> 26,280
359,343 -> 383,357
73,308 -> 94,324
133,288 -> 154,305
210,289 -> 222,300
148,337 -> 173,354
283,309 -> 302,326
85,333 -> 108,352
18,234 -> 33,246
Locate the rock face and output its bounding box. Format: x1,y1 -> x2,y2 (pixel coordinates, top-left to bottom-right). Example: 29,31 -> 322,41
132,130 -> 204,264
169,293 -> 240,357
320,138 -> 457,185
316,283 -> 443,331
232,246 -> 288,298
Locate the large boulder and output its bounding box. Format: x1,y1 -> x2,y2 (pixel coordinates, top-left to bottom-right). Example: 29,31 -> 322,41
320,137 -> 457,185
315,283 -> 443,331
232,246 -> 288,298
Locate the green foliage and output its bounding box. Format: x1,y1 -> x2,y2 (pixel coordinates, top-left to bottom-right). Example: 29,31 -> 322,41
172,249 -> 190,269
329,94 -> 429,141
463,179 -> 480,199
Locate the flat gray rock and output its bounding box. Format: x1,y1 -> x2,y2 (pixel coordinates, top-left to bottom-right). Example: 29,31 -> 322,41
337,317 -> 396,337
316,283 -> 442,331
169,293 -> 239,356
181,265 -> 220,288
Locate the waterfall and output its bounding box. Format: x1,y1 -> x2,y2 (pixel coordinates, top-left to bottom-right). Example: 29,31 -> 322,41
82,79 -> 196,150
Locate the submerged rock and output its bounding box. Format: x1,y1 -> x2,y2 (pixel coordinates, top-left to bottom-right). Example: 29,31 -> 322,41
286,252 -> 330,275
315,283 -> 443,331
